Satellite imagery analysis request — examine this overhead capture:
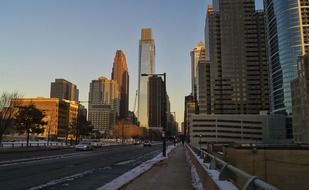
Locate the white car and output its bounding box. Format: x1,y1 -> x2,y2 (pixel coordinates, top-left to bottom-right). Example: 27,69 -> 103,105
75,142 -> 93,151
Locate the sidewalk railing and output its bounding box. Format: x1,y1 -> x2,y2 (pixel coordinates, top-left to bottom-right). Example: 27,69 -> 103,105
0,142 -> 65,148
187,145 -> 279,190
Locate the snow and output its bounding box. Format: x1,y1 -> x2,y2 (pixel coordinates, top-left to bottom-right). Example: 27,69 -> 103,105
96,145 -> 176,190
185,147 -> 204,190
186,145 -> 238,190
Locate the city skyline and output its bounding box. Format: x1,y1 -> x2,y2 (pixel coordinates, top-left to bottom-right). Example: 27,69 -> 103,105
0,0 -> 263,124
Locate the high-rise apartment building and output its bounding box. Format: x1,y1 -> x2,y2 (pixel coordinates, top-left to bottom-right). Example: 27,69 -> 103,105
88,76 -> 120,133
111,50 -> 129,119
148,76 -> 163,130
137,28 -> 155,128
191,42 -> 206,99
264,0 -> 309,115
50,79 -> 79,102
205,0 -> 269,114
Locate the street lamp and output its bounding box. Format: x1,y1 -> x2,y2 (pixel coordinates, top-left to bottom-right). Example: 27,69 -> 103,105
199,134 -> 202,150
141,72 -> 167,157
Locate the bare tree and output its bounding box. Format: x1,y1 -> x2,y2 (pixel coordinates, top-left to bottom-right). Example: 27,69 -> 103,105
0,91 -> 21,144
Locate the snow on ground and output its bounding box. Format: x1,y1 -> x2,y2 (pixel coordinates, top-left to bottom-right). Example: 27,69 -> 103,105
186,145 -> 238,190
96,145 -> 176,190
185,146 -> 204,190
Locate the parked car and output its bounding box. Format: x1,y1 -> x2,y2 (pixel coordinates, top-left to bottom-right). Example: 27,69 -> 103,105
143,140 -> 152,147
75,142 -> 93,151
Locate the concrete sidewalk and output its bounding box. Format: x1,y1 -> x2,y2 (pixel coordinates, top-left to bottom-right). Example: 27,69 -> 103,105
121,145 -> 193,190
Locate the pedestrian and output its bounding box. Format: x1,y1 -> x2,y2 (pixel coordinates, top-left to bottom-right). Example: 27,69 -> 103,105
181,137 -> 184,145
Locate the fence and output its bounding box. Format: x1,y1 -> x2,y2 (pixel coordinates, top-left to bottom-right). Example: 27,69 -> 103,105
0,141 -> 65,148
187,144 -> 279,190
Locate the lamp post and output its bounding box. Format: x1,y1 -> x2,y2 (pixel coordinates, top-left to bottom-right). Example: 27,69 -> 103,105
141,72 -> 166,157
199,134 -> 202,150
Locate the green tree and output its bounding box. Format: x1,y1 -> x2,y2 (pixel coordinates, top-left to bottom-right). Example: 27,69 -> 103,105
0,92 -> 21,144
15,104 -> 47,146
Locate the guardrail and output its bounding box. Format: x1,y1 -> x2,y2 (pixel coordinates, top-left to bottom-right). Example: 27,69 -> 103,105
0,142 -> 65,148
189,145 -> 279,190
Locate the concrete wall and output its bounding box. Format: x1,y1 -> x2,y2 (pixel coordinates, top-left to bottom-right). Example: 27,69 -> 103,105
186,145 -> 220,190
223,146 -> 309,190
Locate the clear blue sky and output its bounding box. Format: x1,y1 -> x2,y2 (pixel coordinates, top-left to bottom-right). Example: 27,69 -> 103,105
0,0 -> 263,124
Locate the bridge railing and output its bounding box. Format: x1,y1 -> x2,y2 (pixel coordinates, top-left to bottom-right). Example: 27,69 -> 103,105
187,144 -> 279,190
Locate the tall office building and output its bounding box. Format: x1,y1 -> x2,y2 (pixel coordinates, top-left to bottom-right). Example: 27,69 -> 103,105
191,42 -> 206,99
205,0 -> 269,114
50,79 -> 79,102
111,50 -> 129,119
292,53 -> 309,143
137,28 -> 155,128
148,76 -> 163,130
88,77 -> 120,132
264,0 -> 309,115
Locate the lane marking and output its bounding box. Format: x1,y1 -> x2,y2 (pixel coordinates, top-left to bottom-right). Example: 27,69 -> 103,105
114,159 -> 136,166
27,169 -> 96,190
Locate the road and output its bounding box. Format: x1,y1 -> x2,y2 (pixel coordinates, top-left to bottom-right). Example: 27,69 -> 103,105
0,144 -> 162,190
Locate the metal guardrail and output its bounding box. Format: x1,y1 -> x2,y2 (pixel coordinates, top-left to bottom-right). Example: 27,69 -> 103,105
0,142 -> 65,148
192,146 -> 279,190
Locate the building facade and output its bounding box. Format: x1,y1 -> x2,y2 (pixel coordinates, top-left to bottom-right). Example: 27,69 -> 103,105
189,113 -> 287,148
88,76 -> 120,133
88,104 -> 113,134
111,50 -> 129,119
148,76 -> 163,130
137,28 -> 155,128
205,0 -> 269,114
264,0 -> 309,115
191,42 -> 206,99
11,98 -> 79,140
50,79 -> 79,102
292,53 -> 309,143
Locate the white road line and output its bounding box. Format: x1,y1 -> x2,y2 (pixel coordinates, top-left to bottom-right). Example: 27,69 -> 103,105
27,169 -> 96,190
114,159 -> 136,166
0,152 -> 85,167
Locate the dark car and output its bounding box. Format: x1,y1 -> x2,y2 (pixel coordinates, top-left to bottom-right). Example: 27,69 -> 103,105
143,140 -> 152,147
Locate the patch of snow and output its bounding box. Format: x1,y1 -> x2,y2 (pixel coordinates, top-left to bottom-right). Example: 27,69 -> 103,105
96,145 -> 176,190
186,145 -> 238,190
185,147 -> 204,190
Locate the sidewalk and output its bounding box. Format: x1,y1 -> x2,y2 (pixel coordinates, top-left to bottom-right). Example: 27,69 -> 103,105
120,144 -> 193,190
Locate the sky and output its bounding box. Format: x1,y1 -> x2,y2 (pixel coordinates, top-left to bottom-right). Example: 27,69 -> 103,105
0,0 -> 263,125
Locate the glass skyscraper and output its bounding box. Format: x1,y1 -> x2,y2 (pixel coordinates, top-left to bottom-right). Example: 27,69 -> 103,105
137,28 -> 155,128
264,0 -> 309,115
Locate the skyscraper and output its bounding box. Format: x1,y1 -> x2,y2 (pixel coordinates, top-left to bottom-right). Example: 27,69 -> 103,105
148,76 -> 163,130
88,76 -> 120,133
264,0 -> 309,115
292,53 -> 309,143
205,0 -> 269,114
191,42 -> 205,99
50,79 -> 79,102
137,28 -> 155,128
111,50 -> 129,119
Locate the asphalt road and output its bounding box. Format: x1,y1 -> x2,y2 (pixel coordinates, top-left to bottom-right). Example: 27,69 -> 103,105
0,144 -> 162,190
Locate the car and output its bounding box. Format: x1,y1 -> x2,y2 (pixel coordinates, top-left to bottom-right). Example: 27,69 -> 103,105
133,140 -> 141,145
88,140 -> 102,148
75,142 -> 93,151
143,140 -> 152,147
